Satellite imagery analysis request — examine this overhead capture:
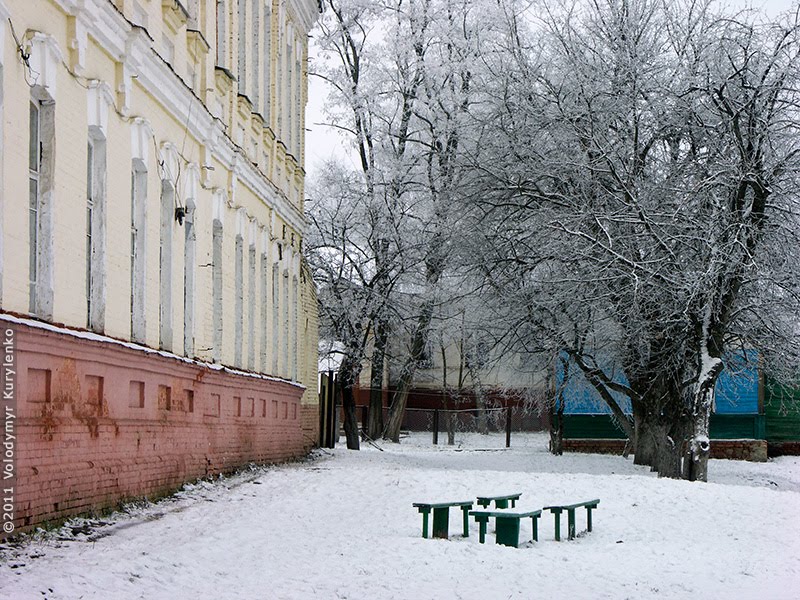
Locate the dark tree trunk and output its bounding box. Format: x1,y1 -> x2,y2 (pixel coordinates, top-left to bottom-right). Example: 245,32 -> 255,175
474,386 -> 489,435
630,375 -> 686,476
649,419 -> 683,478
548,395 -> 564,455
383,298 -> 437,442
338,360 -> 361,451
632,405 -> 657,467
367,319 -> 387,439
681,341 -> 725,481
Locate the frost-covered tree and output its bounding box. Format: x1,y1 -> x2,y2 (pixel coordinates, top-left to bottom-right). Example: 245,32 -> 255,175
311,0 -> 520,444
473,0 -> 800,479
309,0 -> 416,448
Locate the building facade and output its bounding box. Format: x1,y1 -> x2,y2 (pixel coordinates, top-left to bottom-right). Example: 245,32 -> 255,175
0,0 -> 320,534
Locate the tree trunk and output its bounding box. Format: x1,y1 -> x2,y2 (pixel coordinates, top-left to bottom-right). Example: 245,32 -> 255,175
630,378 -> 686,477
633,431 -> 657,467
548,394 -> 564,455
468,356 -> 489,434
474,387 -> 489,435
684,352 -> 724,482
684,413 -> 711,482
447,411 -> 456,445
367,319 -> 388,439
650,421 -> 684,478
383,298 -> 436,442
338,359 -> 361,451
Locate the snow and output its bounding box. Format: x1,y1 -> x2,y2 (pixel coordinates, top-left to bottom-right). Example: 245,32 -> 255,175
1,433 -> 799,599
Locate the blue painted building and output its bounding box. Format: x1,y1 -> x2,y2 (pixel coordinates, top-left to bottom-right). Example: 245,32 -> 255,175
559,352 -> 765,440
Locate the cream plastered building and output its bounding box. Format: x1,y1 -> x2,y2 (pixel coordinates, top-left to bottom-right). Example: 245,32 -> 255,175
0,0 -> 322,532
1,0 -> 320,388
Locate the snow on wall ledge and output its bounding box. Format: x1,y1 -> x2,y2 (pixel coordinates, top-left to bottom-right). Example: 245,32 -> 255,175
5,317 -> 315,535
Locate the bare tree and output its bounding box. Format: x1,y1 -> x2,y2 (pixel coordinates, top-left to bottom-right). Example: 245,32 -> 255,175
473,0 -> 800,478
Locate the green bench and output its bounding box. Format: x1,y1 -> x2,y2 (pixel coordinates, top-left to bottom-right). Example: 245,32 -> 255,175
413,501 -> 473,539
469,508 -> 542,548
476,493 -> 522,509
543,499 -> 599,541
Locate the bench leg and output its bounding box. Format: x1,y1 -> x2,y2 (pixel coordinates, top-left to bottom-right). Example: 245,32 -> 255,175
496,498 -> 509,509
420,509 -> 430,538
586,507 -> 593,532
568,509 -> 576,540
495,516 -> 521,548
461,506 -> 470,537
478,518 -> 487,544
552,510 -> 561,541
432,506 -> 450,539
531,515 -> 539,542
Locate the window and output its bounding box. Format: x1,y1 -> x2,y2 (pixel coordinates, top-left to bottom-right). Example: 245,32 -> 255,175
212,219 -> 224,363
216,0 -> 226,66
272,261 -> 279,374
28,93 -> 54,319
260,251 -> 268,372
252,0 -> 259,109
291,275 -> 298,380
263,6 -> 271,121
237,0 -> 246,92
234,233 -> 243,367
183,201 -> 196,357
86,133 -> 106,333
86,140 -> 94,324
284,42 -> 291,142
130,161 -> 147,343
275,42 -> 282,135
159,180 -> 174,351
29,100 -> 40,313
294,58 -> 302,156
187,0 -> 200,29
282,269 -> 289,377
247,242 -> 256,370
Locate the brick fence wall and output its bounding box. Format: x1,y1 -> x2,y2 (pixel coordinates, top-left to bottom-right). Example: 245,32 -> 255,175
563,438 -> 768,462
5,318 -> 317,534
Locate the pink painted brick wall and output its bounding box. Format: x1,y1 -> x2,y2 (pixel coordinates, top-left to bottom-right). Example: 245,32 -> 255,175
9,321 -> 315,532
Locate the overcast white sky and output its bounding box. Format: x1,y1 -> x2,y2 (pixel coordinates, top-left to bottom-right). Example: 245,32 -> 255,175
303,0 -> 799,179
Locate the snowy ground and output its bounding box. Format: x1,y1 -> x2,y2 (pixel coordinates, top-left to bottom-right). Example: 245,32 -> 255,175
1,432 -> 799,599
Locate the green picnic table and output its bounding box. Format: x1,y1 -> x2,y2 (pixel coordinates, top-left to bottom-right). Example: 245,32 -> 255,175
413,501 -> 473,539
476,493 -> 522,509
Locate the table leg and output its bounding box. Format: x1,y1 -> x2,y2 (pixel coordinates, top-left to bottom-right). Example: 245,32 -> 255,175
531,515 -> 539,542
461,506 -> 470,537
586,506 -> 593,532
552,509 -> 562,541
496,516 -> 521,548
568,509 -> 576,540
432,506 -> 450,539
478,519 -> 487,544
